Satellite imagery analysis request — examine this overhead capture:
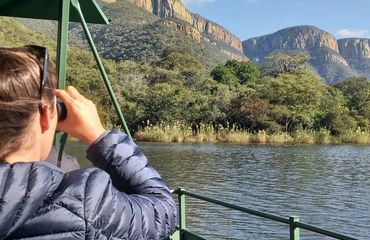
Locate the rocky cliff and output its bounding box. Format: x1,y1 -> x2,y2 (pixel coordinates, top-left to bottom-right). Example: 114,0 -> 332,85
242,25 -> 364,83
61,0 -> 241,68
337,38 -> 370,78
127,0 -> 244,57
338,38 -> 370,60
243,26 -> 339,62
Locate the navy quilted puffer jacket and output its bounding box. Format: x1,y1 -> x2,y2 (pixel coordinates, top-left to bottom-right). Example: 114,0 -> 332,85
0,131 -> 177,240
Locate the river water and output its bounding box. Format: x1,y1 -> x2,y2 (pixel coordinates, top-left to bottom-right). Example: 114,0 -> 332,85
66,141 -> 370,240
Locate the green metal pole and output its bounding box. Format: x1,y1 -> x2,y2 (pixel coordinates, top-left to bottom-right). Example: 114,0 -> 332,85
178,188 -> 186,239
70,0 -> 131,139
56,0 -> 69,89
289,216 -> 300,240
55,0 -> 70,147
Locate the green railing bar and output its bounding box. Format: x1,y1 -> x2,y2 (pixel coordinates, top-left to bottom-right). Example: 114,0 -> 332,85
70,0 -> 132,138
173,188 -> 358,240
295,222 -> 357,240
174,188 -> 289,224
182,230 -> 207,240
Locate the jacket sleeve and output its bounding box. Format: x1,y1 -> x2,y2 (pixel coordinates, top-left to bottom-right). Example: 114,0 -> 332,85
84,130 -> 177,239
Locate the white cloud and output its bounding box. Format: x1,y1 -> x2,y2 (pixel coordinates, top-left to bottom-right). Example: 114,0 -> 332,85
182,0 -> 215,5
336,28 -> 369,38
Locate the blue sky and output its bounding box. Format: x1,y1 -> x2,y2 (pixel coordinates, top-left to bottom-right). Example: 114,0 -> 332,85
182,0 -> 370,40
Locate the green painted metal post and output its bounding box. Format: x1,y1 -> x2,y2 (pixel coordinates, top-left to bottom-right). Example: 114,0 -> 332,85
56,0 -> 69,89
55,0 -> 70,147
289,216 -> 300,240
178,188 -> 186,239
70,0 -> 131,139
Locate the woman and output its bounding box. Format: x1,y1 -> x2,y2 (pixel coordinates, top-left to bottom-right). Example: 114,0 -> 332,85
0,46 -> 177,239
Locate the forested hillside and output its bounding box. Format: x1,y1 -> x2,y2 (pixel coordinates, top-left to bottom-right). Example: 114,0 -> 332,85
20,0 -> 238,69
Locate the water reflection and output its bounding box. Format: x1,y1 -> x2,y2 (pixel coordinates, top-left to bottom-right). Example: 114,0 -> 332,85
65,142 -> 370,240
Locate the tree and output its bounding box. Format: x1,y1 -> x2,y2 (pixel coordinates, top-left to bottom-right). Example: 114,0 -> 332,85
256,72 -> 327,131
319,86 -> 357,135
224,60 -> 261,85
228,93 -> 282,133
154,48 -> 204,72
67,48 -> 120,127
211,60 -> 261,86
210,65 -> 239,85
263,52 -> 311,76
333,77 -> 370,118
138,83 -> 189,124
135,83 -> 215,126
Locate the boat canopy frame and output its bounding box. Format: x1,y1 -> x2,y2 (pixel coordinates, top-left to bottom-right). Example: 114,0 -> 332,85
0,0 -> 131,139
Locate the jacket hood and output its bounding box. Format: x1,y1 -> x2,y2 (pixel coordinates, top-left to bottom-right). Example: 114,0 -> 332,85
0,162 -> 64,238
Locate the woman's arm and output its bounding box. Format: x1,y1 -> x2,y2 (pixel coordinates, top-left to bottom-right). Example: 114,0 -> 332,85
84,130 -> 177,239
55,87 -> 177,239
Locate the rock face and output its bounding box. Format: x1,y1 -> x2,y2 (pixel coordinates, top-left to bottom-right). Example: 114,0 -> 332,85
243,25 -> 339,62
337,38 -> 370,78
128,0 -> 244,58
162,20 -> 201,42
338,38 -> 370,60
242,25 -> 367,83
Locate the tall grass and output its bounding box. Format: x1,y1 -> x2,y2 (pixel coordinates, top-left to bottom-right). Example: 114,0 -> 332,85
134,122 -> 192,142
134,123 -> 370,144
338,128 -> 370,144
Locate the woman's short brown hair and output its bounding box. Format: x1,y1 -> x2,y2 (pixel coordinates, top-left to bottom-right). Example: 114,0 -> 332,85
0,46 -> 56,160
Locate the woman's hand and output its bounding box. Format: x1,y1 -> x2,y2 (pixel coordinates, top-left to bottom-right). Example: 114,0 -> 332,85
56,86 -> 106,146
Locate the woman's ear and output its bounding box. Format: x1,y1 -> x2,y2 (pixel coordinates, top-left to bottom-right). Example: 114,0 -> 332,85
39,105 -> 51,133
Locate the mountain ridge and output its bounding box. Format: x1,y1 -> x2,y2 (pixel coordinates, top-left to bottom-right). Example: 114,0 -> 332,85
243,25 -> 370,83
122,0 -> 246,59
119,1 -> 370,82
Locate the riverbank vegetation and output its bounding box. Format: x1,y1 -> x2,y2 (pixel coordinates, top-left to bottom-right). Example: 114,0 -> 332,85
2,18 -> 370,144
129,52 -> 370,144
135,123 -> 370,144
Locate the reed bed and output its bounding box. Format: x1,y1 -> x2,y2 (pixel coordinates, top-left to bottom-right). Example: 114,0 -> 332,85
134,123 -> 370,144
338,128 -> 370,144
